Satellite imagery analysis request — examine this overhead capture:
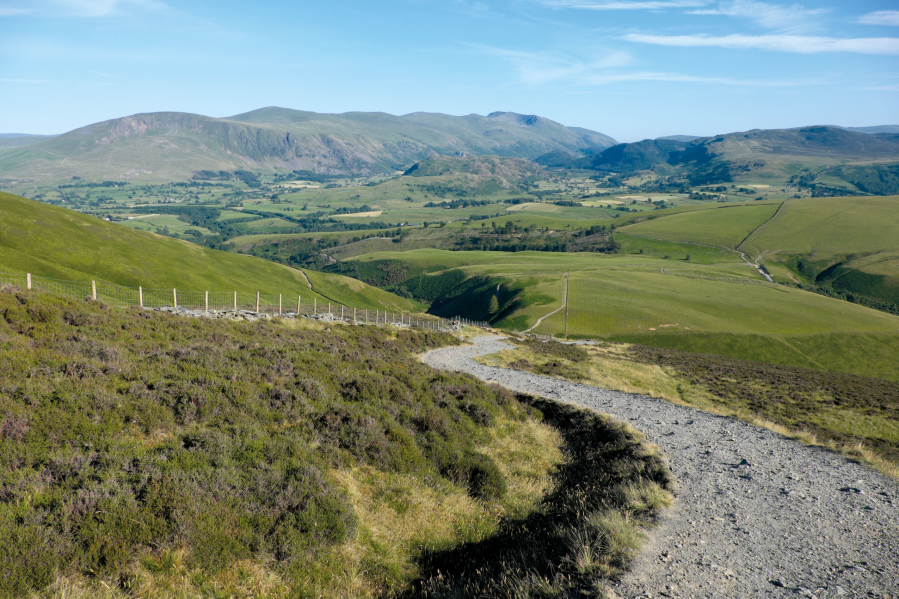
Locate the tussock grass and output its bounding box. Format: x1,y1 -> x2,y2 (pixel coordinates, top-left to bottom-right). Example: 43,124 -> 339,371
483,338 -> 899,479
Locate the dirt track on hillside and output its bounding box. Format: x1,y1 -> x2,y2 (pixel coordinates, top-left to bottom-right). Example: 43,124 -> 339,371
422,336 -> 899,599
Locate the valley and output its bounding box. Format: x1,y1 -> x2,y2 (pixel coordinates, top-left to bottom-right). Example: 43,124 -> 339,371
2,108 -> 898,599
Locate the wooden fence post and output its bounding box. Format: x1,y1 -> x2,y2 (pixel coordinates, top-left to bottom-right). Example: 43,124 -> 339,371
26,273 -> 31,290
92,280 -> 97,301
341,305 -> 344,320
234,291 -> 237,310
353,307 -> 356,322
328,303 -> 331,315
173,288 -> 177,309
139,286 -> 143,308
256,292 -> 260,313
314,298 -> 317,314
279,294 -> 282,316
205,291 -> 209,313
297,295 -> 301,315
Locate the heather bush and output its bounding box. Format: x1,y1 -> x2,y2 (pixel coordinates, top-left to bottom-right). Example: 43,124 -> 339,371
0,290 -> 523,596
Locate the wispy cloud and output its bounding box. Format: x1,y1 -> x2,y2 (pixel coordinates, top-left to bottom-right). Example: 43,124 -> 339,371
473,43 -> 816,86
622,33 -> 899,54
0,0 -> 174,18
858,11 -> 899,26
534,0 -> 709,11
474,44 -> 633,84
687,0 -> 828,30
0,5 -> 32,15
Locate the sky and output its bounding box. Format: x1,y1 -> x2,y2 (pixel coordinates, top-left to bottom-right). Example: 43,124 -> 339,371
0,0 -> 897,141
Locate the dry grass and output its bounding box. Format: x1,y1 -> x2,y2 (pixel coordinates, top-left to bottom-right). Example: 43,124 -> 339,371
479,340 -> 899,480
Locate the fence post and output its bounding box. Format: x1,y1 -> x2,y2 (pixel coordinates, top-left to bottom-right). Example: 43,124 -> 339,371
341,305 -> 344,320
205,291 -> 209,313
297,295 -> 301,315
26,273 -> 31,290
234,291 -> 237,310
92,280 -> 97,301
314,299 -> 317,315
139,286 -> 143,308
256,292 -> 260,313
328,303 -> 331,315
353,307 -> 356,322
279,294 -> 282,316
173,288 -> 177,309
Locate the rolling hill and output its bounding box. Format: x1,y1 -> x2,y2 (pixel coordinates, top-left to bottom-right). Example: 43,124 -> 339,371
333,248 -> 899,381
537,126 -> 899,191
619,195 -> 899,310
0,191 -> 419,312
0,108 -> 616,183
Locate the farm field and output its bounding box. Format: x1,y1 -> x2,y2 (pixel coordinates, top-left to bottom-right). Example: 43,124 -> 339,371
739,196 -> 899,258
0,192 -> 419,312
620,202 -> 781,249
121,214 -> 214,236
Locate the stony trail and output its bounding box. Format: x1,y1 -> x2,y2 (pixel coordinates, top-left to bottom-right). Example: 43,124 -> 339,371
422,336 -> 899,599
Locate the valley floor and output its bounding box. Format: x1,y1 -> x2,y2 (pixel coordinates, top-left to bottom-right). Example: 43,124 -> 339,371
422,336 -> 899,599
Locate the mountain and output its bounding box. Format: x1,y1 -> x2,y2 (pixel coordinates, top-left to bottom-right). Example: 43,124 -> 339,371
536,126 -> 899,189
656,135 -> 701,142
0,134 -> 57,149
404,155 -> 544,180
0,191 -> 419,312
845,125 -> 899,135
0,108 -> 616,182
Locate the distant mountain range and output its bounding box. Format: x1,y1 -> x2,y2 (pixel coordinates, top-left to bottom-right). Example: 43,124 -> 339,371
537,126 -> 899,190
0,108 -> 616,182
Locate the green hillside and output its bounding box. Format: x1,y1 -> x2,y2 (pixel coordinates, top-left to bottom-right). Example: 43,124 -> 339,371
338,249 -> 899,380
740,196 -> 899,257
0,192 -> 418,312
620,203 -> 781,249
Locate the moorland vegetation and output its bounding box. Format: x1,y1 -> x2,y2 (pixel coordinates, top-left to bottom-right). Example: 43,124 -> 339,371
0,288 -> 672,598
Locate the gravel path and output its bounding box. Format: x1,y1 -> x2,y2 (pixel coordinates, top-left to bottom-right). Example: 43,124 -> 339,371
422,336 -> 899,599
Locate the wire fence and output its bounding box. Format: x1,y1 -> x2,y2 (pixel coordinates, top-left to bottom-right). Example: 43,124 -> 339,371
0,272 -> 490,331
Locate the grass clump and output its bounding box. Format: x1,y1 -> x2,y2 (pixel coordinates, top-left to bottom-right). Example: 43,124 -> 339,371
0,288 -> 555,597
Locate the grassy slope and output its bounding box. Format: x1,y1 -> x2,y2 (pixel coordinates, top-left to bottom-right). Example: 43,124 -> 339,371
0,192 -> 417,312
344,249 -> 899,380
739,196 -> 899,258
619,203 -> 781,249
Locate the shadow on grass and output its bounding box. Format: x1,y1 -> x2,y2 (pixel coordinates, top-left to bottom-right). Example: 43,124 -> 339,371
391,395 -> 675,599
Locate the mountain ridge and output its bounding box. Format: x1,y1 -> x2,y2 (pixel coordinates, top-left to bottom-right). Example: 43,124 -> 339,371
0,108 -> 616,182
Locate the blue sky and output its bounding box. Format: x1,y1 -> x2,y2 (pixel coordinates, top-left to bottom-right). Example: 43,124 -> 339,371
0,0 -> 897,141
